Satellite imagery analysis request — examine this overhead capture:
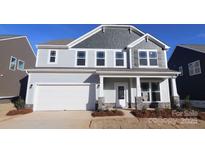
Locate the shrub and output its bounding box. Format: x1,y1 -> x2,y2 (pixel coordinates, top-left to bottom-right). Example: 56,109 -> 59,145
183,95 -> 191,110
11,97 -> 25,110
7,108 -> 33,116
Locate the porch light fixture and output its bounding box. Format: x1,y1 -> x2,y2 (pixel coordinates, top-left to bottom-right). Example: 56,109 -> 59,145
29,84 -> 33,89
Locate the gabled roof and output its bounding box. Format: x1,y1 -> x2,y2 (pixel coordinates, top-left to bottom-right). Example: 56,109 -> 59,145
127,33 -> 170,50
178,44 -> 205,53
67,25 -> 145,48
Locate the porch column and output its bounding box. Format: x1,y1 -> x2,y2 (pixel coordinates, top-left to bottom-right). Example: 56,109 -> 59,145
99,76 -> 104,97
171,78 -> 178,97
98,76 -> 104,110
135,76 -> 142,110
171,77 -> 180,108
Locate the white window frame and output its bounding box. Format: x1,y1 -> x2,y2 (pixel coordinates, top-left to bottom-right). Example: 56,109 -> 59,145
9,56 -> 17,71
17,59 -> 25,71
75,50 -> 87,67
179,66 -> 183,76
188,60 -> 201,76
138,49 -> 158,67
114,51 -> 127,68
95,51 -> 106,67
47,50 -> 58,64
141,81 -> 161,103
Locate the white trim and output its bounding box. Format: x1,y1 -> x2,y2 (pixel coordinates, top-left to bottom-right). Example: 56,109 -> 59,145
0,36 -> 26,42
127,33 -> 170,49
114,51 -> 127,68
36,82 -> 93,86
0,96 -> 16,99
67,25 -> 145,48
188,60 -> 201,76
24,36 -> 36,57
138,49 -> 159,68
9,56 -> 17,71
95,51 -> 107,67
47,50 -> 58,64
141,81 -> 162,103
101,75 -> 175,79
71,48 -> 123,51
114,82 -> 129,107
75,50 -> 88,67
129,48 -> 132,69
17,59 -> 25,71
163,49 -> 168,68
99,76 -> 104,97
35,49 -> 40,67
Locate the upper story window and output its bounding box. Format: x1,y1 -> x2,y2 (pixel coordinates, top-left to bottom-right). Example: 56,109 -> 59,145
139,50 -> 158,67
49,50 -> 57,63
17,60 -> 25,71
188,60 -> 201,76
9,56 -> 17,71
77,51 -> 86,66
96,51 -> 105,66
115,52 -> 124,66
179,66 -> 183,76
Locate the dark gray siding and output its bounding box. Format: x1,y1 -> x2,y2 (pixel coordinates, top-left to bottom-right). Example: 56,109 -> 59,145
0,37 -> 36,98
168,46 -> 205,100
72,27 -> 142,49
131,39 -> 166,68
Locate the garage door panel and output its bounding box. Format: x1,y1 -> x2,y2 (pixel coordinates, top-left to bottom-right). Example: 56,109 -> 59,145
33,84 -> 95,111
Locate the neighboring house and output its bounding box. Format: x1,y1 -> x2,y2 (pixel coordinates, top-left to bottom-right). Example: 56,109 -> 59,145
169,45 -> 205,107
0,35 -> 36,100
26,25 -> 179,111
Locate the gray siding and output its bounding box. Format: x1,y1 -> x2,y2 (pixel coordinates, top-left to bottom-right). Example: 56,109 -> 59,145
131,39 -> 166,68
0,37 -> 36,97
72,27 -> 142,49
36,49 -> 127,68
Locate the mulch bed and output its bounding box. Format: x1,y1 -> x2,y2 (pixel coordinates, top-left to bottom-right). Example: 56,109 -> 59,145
198,112 -> 205,120
131,109 -> 201,119
91,110 -> 124,117
7,108 -> 33,116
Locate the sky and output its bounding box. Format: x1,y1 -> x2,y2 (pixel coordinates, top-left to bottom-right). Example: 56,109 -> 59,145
1,24 -> 205,59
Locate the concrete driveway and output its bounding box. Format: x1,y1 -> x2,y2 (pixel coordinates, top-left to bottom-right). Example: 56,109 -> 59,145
0,111 -> 92,129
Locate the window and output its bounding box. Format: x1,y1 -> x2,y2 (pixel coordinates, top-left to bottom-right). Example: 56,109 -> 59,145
49,50 -> 56,63
141,82 -> 160,102
17,60 -> 25,71
96,51 -> 105,66
179,66 -> 183,76
77,51 -> 86,66
139,50 -> 158,66
9,56 -> 17,71
188,60 -> 201,76
115,52 -> 124,66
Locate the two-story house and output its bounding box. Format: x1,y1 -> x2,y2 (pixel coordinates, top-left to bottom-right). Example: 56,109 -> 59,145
169,44 -> 205,108
25,25 -> 179,111
0,35 -> 36,100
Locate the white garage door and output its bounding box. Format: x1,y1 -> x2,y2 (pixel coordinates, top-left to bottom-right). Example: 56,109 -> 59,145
33,83 -> 96,111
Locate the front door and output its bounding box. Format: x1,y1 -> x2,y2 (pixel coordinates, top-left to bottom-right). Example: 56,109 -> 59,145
116,85 -> 126,108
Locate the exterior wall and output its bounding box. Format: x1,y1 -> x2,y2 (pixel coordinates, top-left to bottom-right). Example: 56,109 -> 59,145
36,48 -> 127,68
168,46 -> 205,100
103,78 -> 130,104
131,39 -> 166,68
0,37 -> 36,97
26,72 -> 98,105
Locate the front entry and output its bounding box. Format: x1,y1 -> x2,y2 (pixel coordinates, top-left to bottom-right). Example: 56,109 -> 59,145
115,83 -> 128,108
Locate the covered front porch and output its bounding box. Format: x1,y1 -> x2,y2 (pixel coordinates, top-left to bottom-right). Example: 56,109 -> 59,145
96,69 -> 180,110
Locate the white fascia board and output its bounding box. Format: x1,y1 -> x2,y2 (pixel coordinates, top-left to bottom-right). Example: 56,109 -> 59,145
127,33 -> 170,50
26,68 -> 96,73
0,36 -> 26,42
97,71 -> 180,75
67,25 -> 103,48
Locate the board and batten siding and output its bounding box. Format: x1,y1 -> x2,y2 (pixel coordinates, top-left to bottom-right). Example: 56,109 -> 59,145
131,39 -> 166,68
